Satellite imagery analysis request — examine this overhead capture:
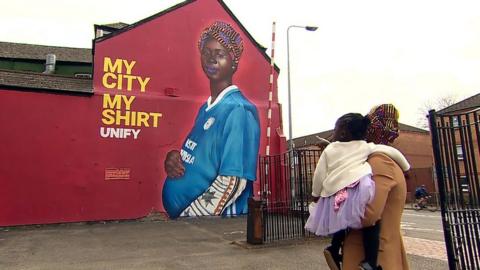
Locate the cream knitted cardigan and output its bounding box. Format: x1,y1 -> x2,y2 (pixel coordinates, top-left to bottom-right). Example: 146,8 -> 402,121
311,140 -> 410,197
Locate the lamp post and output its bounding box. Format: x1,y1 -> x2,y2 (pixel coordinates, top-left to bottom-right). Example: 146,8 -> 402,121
287,25 -> 318,150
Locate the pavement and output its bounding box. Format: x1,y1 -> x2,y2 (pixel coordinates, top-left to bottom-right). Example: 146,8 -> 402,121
0,215 -> 448,270
403,236 -> 447,262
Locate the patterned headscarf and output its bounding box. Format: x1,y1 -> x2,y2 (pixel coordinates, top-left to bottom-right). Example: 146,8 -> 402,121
198,21 -> 244,66
365,104 -> 400,145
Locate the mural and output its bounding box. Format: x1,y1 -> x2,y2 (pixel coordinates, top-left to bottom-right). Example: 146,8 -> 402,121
162,22 -> 260,218
0,0 -> 284,226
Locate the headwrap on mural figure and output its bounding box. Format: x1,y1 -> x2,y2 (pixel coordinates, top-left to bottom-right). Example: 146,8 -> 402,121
198,21 -> 244,67
162,21 -> 260,219
365,104 -> 400,145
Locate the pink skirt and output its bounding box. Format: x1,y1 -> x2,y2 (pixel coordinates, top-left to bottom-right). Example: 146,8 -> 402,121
305,174 -> 375,236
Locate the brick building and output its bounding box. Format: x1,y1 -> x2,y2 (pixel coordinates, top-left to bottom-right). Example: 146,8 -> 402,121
435,93 -> 480,195
292,123 -> 435,199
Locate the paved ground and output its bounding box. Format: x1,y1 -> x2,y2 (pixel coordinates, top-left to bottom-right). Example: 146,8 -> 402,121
404,236 -> 447,262
401,210 -> 444,241
0,214 -> 448,270
401,210 -> 448,262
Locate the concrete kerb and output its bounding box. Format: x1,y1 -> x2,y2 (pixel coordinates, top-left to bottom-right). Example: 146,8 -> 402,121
233,236 -> 329,249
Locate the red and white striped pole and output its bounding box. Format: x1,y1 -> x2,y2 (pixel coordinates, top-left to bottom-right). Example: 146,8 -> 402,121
259,21 -> 276,199
266,21 -> 276,156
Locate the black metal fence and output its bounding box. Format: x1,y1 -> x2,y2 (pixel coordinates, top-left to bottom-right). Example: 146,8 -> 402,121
258,149 -> 321,242
429,109 -> 480,269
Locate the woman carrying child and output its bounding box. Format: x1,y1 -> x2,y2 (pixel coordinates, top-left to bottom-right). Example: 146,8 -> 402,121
305,112 -> 410,270
342,104 -> 410,270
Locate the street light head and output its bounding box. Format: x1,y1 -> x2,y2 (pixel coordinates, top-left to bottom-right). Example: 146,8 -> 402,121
286,24 -> 317,150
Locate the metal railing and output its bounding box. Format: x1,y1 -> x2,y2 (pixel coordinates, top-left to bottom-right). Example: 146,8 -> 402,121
429,109 -> 480,269
258,149 -> 321,242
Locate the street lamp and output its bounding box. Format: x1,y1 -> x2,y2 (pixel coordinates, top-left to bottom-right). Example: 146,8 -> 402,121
287,25 -> 318,150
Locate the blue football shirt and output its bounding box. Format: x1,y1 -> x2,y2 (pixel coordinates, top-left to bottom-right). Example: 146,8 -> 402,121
162,86 -> 260,218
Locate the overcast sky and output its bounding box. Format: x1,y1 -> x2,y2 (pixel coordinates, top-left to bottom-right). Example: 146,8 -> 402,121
2,0 -> 480,138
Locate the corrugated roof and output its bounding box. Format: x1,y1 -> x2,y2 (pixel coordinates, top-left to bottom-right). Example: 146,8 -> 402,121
0,42 -> 92,63
437,93 -> 480,114
0,69 -> 92,93
292,122 -> 428,148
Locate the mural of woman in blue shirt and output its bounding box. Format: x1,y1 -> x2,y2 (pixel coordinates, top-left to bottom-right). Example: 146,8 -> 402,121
162,21 -> 260,218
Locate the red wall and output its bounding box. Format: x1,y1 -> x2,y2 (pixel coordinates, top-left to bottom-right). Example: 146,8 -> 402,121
0,0 -> 284,226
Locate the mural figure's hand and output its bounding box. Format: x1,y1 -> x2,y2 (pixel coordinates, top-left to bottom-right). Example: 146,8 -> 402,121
164,150 -> 185,178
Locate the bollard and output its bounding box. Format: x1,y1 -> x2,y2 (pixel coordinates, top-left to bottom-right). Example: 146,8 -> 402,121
247,197 -> 265,244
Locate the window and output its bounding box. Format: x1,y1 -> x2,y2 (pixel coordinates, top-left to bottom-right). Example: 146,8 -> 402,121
452,117 -> 459,127
456,145 -> 464,160
460,176 -> 469,192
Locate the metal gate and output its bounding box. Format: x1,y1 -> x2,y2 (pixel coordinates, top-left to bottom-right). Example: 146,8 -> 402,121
429,109 -> 480,269
258,149 -> 321,242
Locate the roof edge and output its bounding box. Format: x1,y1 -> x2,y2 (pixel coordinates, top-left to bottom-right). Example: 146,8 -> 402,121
0,41 -> 91,51
437,92 -> 480,114
398,123 -> 429,133
0,68 -> 92,79
94,0 -> 194,44
0,56 -> 92,64
93,0 -> 280,73
0,85 -> 93,96
0,69 -> 93,95
292,122 -> 428,143
217,0 -> 280,73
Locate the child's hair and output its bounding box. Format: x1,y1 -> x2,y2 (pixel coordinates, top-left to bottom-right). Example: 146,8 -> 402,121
337,113 -> 371,140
